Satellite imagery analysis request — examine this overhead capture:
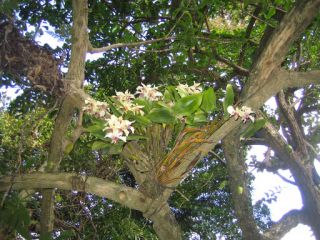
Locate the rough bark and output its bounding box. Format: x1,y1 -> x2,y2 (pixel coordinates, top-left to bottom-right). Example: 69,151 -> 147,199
264,209 -> 307,240
262,105 -> 320,239
122,125 -> 182,239
40,0 -> 89,236
242,0 -> 320,105
0,173 -> 152,212
222,129 -> 261,240
0,172 -> 182,239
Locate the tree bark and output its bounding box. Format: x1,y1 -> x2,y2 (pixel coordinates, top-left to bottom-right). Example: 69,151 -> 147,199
262,112 -> 320,239
222,129 -> 262,240
40,0 -> 89,236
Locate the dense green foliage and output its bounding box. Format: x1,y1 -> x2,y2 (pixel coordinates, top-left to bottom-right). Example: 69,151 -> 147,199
1,0 -> 320,239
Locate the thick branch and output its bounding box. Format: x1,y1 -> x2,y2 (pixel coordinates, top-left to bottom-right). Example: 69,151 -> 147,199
0,172 -> 182,239
222,129 -> 261,240
281,70 -> 320,88
0,173 -> 151,212
262,114 -> 320,239
148,204 -> 182,240
40,0 -> 89,236
242,0 -> 320,103
276,90 -> 308,155
264,209 -> 307,240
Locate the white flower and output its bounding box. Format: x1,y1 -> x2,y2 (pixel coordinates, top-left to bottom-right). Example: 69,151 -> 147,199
227,105 -> 255,122
227,106 -> 236,115
104,115 -> 134,143
189,82 -> 202,93
83,99 -> 110,119
136,83 -> 163,101
120,101 -> 144,115
129,104 -> 145,115
114,90 -> 135,102
239,106 -> 255,122
105,129 -> 127,144
176,82 -> 202,97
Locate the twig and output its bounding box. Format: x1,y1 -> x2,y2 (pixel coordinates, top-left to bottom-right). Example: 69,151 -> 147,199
175,189 -> 190,202
275,171 -> 296,185
88,37 -> 176,54
209,150 -> 226,164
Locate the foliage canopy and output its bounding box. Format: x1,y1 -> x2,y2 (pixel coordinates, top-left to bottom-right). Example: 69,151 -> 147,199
0,0 -> 320,239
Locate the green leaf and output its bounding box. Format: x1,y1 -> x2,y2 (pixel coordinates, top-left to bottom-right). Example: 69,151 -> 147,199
185,115 -> 194,125
133,115 -> 152,126
146,108 -> 176,124
92,141 -> 110,150
86,120 -> 106,139
219,180 -> 228,189
55,194 -> 63,202
265,7 -> 276,19
223,84 -> 235,118
173,93 -> 203,116
193,110 -> 207,123
133,98 -> 152,113
64,143 -> 74,154
163,86 -> 180,102
200,87 -> 216,113
241,119 -> 267,138
106,97 -> 123,116
104,144 -> 124,155
126,135 -> 148,141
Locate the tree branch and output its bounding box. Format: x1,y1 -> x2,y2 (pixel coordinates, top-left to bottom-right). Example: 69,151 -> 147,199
275,172 -> 296,186
0,172 -> 182,240
281,70 -> 320,89
212,49 -> 250,76
0,173 -> 151,212
222,128 -> 262,240
40,0 -> 89,236
264,209 -> 307,240
238,5 -> 261,66
88,37 -> 175,54
242,0 -> 320,104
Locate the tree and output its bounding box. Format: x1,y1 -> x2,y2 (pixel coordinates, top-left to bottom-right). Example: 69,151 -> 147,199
0,0 -> 320,239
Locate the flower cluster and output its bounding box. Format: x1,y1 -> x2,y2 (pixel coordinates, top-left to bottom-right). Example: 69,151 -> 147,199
83,99 -> 109,119
103,115 -> 134,143
114,90 -> 135,102
176,82 -> 203,97
114,90 -> 144,115
227,105 -> 255,122
84,82 -> 205,144
136,83 -> 163,101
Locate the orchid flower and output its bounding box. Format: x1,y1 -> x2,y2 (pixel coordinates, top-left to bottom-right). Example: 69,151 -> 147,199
114,90 -> 135,102
136,83 -> 163,101
227,105 -> 255,122
120,101 -> 145,115
176,82 -> 202,97
83,99 -> 109,119
104,115 -> 134,143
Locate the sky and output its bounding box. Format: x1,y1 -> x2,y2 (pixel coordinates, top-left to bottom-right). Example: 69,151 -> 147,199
250,145 -> 316,240
249,97 -> 319,239
2,25 -> 318,240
